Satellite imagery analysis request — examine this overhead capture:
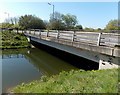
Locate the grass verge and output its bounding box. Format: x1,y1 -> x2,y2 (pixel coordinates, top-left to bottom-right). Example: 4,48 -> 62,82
12,68 -> 119,93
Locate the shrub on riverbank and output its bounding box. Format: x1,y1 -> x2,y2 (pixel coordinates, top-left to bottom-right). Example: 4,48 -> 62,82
12,68 -> 119,93
1,30 -> 30,49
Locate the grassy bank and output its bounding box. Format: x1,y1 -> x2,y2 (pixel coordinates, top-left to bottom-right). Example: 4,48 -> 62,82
12,68 -> 119,93
1,30 -> 30,49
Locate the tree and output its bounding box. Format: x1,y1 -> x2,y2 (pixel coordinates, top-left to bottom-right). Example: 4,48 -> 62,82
97,28 -> 102,31
48,12 -> 78,30
106,19 -> 120,30
48,12 -> 65,30
18,15 -> 45,29
11,24 -> 21,30
61,14 -> 78,29
75,25 -> 83,30
84,27 -> 94,32
4,17 -> 19,24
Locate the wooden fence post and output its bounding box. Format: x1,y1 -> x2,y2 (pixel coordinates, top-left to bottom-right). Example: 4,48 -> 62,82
17,29 -> 18,33
22,30 -> 23,33
39,29 -> 41,38
30,30 -> 32,34
72,31 -> 76,42
33,29 -> 35,35
24,30 -> 26,33
57,30 -> 60,39
29,30 -> 30,34
47,30 -> 49,37
97,33 -> 102,46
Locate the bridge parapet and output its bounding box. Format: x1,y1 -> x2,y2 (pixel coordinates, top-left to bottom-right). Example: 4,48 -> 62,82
20,29 -> 120,57
22,29 -> 120,47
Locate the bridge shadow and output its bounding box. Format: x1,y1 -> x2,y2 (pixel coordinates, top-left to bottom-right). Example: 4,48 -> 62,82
31,40 -> 99,71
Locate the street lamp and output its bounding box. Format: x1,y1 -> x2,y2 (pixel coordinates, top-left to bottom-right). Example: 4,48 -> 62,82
48,3 -> 54,19
4,12 -> 9,23
4,12 -> 9,18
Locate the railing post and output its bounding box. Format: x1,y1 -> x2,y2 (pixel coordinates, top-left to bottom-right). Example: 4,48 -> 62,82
47,30 -> 49,37
24,30 -> 26,33
39,29 -> 41,38
29,30 -> 31,34
97,33 -> 102,46
17,29 -> 18,33
57,30 -> 60,39
22,30 -> 23,34
72,31 -> 76,42
31,29 -> 32,34
34,29 -> 35,35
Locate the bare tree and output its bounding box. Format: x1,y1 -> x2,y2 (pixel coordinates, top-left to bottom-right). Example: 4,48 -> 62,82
4,17 -> 19,24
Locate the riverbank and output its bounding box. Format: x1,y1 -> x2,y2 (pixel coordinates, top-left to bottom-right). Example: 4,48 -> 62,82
1,30 -> 30,49
12,68 -> 119,93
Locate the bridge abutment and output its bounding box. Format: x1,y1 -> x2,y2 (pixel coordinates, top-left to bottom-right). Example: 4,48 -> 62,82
99,59 -> 119,70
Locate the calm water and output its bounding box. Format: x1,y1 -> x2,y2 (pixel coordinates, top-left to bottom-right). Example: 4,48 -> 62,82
2,48 -> 78,93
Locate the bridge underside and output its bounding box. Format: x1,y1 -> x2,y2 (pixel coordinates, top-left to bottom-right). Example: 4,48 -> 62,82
31,40 -> 99,70
29,36 -> 119,70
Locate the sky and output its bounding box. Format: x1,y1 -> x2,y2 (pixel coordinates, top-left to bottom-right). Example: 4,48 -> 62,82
0,1 -> 118,29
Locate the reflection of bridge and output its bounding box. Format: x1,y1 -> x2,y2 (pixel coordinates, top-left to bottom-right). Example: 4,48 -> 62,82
2,54 -> 24,59
24,49 -> 78,76
17,29 -> 120,69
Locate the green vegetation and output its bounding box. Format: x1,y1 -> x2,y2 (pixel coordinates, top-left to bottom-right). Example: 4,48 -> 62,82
0,12 -> 119,32
1,30 -> 30,49
1,23 -> 14,29
19,15 -> 46,29
46,12 -> 79,30
12,68 -> 119,93
62,13 -> 78,29
0,12 -> 81,31
106,19 -> 120,30
47,12 -> 66,30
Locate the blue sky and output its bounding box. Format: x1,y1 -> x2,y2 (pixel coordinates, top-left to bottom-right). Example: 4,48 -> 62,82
0,2 -> 118,29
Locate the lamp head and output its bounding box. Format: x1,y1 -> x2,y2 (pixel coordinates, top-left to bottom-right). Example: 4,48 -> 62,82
48,3 -> 51,5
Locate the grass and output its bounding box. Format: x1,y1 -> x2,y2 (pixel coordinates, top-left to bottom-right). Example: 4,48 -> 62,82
1,30 -> 30,49
12,68 -> 119,93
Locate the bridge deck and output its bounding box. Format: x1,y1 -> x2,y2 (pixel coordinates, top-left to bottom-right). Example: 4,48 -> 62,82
21,30 -> 120,57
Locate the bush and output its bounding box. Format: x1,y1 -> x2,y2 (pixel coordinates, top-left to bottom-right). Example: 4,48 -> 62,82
1,30 -> 30,49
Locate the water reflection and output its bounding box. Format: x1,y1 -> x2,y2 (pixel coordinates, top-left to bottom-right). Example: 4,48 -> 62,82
24,48 -> 78,76
2,54 -> 24,59
2,48 -> 78,92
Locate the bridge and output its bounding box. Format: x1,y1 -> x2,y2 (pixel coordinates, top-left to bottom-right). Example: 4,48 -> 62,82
15,29 -> 120,70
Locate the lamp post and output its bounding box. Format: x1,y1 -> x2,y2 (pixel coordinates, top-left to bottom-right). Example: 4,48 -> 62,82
48,3 -> 54,19
4,12 -> 9,18
4,12 -> 9,23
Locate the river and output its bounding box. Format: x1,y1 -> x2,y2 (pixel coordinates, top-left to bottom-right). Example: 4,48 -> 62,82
1,48 -> 78,93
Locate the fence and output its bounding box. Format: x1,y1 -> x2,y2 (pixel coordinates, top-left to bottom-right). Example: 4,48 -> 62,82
16,29 -> 120,47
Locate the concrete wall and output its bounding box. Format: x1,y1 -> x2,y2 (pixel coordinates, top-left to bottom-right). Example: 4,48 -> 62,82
29,36 -> 119,70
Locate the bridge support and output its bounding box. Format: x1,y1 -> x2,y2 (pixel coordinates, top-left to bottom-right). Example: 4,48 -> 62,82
27,36 -> 35,48
99,60 -> 119,70
27,36 -> 31,42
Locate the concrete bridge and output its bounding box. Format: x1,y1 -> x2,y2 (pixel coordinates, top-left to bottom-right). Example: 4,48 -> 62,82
16,29 -> 120,70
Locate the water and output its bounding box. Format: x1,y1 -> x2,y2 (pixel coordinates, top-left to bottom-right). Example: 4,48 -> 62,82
1,48 -> 78,93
